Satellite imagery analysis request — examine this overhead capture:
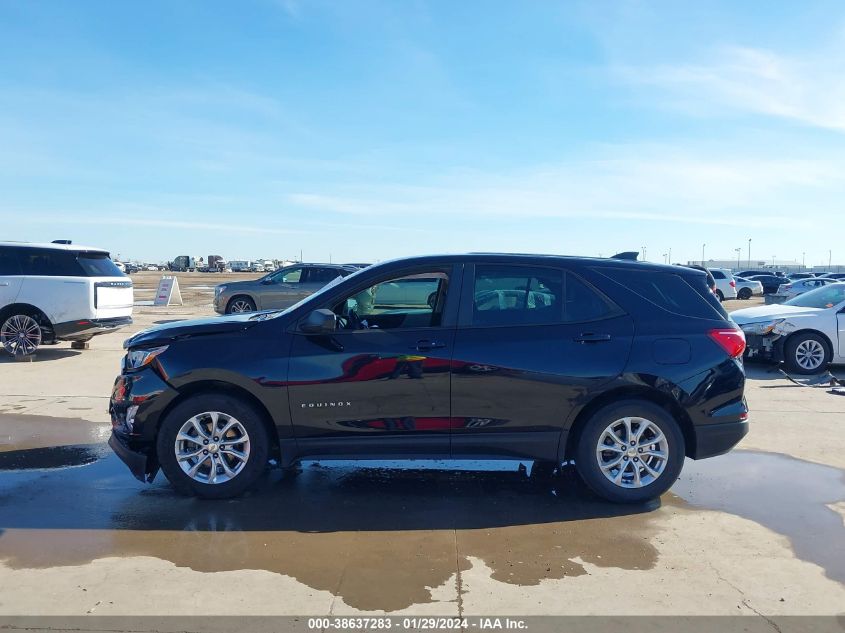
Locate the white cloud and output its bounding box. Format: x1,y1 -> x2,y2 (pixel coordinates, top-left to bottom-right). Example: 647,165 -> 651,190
619,44 -> 845,131
286,145 -> 845,230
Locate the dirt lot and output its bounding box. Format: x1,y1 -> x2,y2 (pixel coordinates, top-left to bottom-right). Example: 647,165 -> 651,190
0,281 -> 843,619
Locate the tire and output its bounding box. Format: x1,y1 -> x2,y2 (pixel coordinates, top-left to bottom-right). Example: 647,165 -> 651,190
715,289 -> 724,302
738,288 -> 752,300
574,400 -> 685,504
783,332 -> 831,375
226,296 -> 256,314
1,313 -> 43,357
157,394 -> 269,499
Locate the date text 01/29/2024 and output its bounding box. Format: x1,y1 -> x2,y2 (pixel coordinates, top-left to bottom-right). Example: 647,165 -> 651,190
306,617 -> 527,630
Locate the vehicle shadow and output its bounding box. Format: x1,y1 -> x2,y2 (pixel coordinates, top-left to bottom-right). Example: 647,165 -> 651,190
0,348 -> 81,363
0,449 -> 658,533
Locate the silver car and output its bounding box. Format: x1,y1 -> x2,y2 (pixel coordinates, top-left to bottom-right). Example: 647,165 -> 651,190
773,277 -> 838,301
213,263 -> 357,314
733,276 -> 764,300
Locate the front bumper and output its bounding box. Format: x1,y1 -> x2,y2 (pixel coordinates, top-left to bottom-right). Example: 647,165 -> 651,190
743,333 -> 784,362
109,431 -> 154,482
109,365 -> 179,482
54,316 -> 133,341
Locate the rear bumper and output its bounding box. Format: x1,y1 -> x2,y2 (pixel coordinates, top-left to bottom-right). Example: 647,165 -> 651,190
53,316 -> 133,341
691,420 -> 749,459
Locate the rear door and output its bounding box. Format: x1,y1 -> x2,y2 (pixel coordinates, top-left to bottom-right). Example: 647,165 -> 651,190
449,263 -> 634,461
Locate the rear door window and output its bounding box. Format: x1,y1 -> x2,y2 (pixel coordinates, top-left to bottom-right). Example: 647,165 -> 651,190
0,248 -> 21,275
564,272 -> 621,322
307,267 -> 344,284
472,265 -> 563,326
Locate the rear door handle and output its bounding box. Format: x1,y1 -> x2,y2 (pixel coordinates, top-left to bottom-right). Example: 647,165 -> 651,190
0,282 -> 9,287
412,339 -> 446,351
574,333 -> 611,343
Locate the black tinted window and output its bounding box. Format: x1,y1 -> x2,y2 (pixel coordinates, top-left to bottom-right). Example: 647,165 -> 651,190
473,265 -> 563,326
308,267 -> 344,283
564,272 -> 619,322
76,252 -> 124,277
17,248 -> 84,276
0,248 -> 21,275
600,269 -> 727,319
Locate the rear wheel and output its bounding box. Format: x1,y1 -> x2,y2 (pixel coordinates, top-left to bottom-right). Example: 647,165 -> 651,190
783,332 -> 830,375
157,394 -> 269,499
226,296 -> 256,314
715,289 -> 724,302
738,287 -> 752,300
575,400 -> 684,503
1,313 -> 42,357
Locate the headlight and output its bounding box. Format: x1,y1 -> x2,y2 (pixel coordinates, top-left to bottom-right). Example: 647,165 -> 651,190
125,345 -> 168,370
215,285 -> 226,296
739,319 -> 785,335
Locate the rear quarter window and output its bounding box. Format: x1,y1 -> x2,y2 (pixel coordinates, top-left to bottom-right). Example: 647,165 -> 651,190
597,268 -> 728,320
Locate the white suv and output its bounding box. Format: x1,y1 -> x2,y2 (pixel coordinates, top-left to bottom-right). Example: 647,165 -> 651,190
0,242 -> 133,356
708,268 -> 738,302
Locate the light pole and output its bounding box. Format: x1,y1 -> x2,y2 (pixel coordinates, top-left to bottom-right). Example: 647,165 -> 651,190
641,246 -> 647,261
830,250 -> 833,272
663,252 -> 668,264
747,238 -> 752,268
772,255 -> 776,268
668,247 -> 672,264
701,243 -> 706,267
802,252 -> 806,269
734,247 -> 741,269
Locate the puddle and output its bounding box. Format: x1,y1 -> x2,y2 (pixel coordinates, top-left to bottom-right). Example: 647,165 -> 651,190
0,448 -> 841,611
0,444 -> 107,470
0,414 -> 110,452
672,451 -> 845,584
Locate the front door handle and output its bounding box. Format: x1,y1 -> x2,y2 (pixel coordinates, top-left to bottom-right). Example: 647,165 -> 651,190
412,339 -> 446,351
0,282 -> 9,287
574,333 -> 611,343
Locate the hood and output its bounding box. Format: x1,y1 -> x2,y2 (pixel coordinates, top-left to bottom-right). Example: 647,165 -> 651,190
217,277 -> 266,290
124,312 -> 270,348
730,303 -> 822,325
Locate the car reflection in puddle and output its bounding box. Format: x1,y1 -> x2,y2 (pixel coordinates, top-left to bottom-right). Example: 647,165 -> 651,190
0,448 -> 842,611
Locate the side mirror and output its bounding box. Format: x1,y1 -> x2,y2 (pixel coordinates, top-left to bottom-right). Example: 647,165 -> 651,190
300,308 -> 337,334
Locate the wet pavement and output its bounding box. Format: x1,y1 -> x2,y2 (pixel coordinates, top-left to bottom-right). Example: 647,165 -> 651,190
0,443 -> 842,612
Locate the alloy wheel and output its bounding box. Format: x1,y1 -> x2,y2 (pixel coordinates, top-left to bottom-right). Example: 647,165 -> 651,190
174,411 -> 251,484
795,339 -> 825,371
229,299 -> 253,313
595,416 -> 669,488
1,315 -> 42,356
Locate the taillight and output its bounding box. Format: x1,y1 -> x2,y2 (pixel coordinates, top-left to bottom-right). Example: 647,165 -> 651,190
729,280 -> 736,288
708,328 -> 746,358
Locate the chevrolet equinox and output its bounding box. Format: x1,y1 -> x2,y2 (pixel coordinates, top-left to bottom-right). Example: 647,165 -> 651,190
109,254 -> 748,503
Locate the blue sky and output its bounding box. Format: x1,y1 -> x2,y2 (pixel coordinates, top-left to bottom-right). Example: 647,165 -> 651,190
1,0 -> 844,265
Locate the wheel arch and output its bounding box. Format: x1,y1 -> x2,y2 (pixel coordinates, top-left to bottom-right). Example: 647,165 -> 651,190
158,380 -> 282,464
0,303 -> 54,339
564,385 -> 695,460
226,293 -> 258,312
781,328 -> 834,361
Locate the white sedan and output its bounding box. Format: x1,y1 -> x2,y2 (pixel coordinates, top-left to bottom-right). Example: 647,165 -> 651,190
773,277 -> 838,301
731,283 -> 845,374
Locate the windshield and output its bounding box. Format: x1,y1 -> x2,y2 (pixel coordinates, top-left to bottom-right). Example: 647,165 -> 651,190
784,283 -> 845,309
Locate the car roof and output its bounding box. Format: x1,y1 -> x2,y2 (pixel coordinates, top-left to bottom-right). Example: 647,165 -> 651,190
0,241 -> 109,253
366,253 -> 703,276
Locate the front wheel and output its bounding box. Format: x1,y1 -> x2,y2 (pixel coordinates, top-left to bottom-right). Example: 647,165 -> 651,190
157,394 -> 269,499
1,314 -> 42,357
783,332 -> 831,375
715,289 -> 724,302
575,400 -> 685,503
226,296 -> 256,314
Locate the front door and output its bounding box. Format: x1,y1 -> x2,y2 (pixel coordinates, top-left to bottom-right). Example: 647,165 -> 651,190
0,247 -> 23,308
450,264 -> 633,461
287,265 -> 459,458
263,265 -> 308,310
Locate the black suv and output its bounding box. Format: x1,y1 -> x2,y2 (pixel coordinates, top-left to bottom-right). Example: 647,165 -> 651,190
109,254 -> 748,503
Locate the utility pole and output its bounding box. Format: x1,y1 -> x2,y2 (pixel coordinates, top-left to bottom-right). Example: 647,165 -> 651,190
701,243 -> 706,267
747,238 -> 752,268
734,247 -> 741,269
